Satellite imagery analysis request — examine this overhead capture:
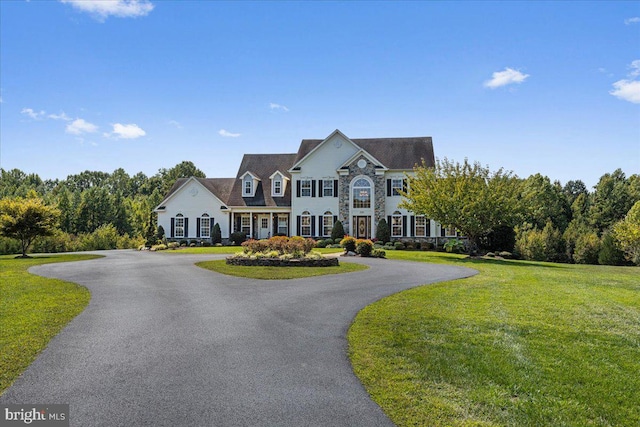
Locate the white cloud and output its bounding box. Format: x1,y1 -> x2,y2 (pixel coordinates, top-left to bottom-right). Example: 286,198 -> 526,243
21,108 -> 46,120
219,129 -> 241,138
59,0 -> 154,20
269,102 -> 290,112
624,17 -> 640,25
66,118 -> 98,134
484,67 -> 530,89
610,60 -> 640,104
48,112 -> 72,121
168,120 -> 182,129
110,123 -> 146,139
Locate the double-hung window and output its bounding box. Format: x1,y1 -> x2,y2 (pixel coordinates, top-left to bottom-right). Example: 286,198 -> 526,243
322,211 -> 334,237
391,212 -> 403,238
174,214 -> 185,238
323,180 -> 334,197
273,180 -> 282,196
352,178 -> 371,209
241,215 -> 251,235
300,180 -> 312,197
243,180 -> 252,196
278,216 -> 288,235
200,214 -> 211,238
415,215 -> 427,237
391,178 -> 404,196
301,211 -> 312,236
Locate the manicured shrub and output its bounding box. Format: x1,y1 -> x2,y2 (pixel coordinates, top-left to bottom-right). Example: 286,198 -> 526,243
371,248 -> 386,258
498,251 -> 513,259
486,252 -> 496,257
331,220 -> 345,242
482,225 -> 516,252
444,238 -> 465,253
394,241 -> 405,250
315,239 -> 328,248
375,219 -> 390,244
212,223 -> 222,244
230,232 -> 246,245
356,239 -> 373,257
341,236 -> 356,252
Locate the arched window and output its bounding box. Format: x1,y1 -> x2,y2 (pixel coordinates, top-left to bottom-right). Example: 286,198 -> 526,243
352,178 -> 371,209
322,211 -> 334,237
200,213 -> 211,238
300,210 -> 312,236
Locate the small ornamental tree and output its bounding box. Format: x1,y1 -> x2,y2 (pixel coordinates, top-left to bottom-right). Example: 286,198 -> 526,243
375,219 -> 390,243
212,223 -> 222,244
613,200 -> 640,265
331,220 -> 345,242
0,196 -> 60,257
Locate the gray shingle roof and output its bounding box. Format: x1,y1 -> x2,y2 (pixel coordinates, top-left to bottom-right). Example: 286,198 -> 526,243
294,137 -> 434,170
226,153 -> 298,207
160,177 -> 235,206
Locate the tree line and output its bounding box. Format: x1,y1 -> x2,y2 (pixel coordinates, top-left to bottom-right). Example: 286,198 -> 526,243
401,159 -> 640,266
0,161 -> 205,255
1,159 -> 638,265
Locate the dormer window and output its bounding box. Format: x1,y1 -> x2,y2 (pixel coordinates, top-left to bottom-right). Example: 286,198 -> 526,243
241,172 -> 259,198
269,170 -> 289,198
244,180 -> 252,196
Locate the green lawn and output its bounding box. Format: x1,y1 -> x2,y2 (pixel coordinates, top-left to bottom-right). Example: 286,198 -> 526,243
0,254 -> 101,394
349,251 -> 640,427
196,258 -> 367,279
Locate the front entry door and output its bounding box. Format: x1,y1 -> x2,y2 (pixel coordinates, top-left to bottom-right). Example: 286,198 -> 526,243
354,216 -> 371,239
258,215 -> 270,239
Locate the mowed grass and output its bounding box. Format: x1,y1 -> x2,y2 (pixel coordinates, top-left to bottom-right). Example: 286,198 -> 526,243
349,251 -> 640,427
196,258 -> 367,280
0,254 -> 101,394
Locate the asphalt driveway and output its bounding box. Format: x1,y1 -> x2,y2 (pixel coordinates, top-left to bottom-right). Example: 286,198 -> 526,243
1,250 -> 475,426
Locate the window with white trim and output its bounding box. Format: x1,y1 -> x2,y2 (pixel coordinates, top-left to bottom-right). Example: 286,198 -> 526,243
301,211 -> 311,236
300,179 -> 312,197
243,179 -> 252,196
278,216 -> 288,235
322,211 -> 334,237
445,226 -> 457,237
174,214 -> 185,238
391,178 -> 403,196
352,178 -> 371,209
391,211 -> 403,237
273,179 -> 282,196
415,215 -> 427,237
200,214 -> 210,238
323,180 -> 334,197
241,215 -> 251,235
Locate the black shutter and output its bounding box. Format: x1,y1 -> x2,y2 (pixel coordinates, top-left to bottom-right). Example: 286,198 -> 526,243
426,219 -> 430,237
170,218 -> 175,238
387,179 -> 392,197
296,181 -> 301,197
196,218 -> 201,238
311,216 -> 316,236
184,218 -> 189,238
387,216 -> 392,229
318,216 -> 323,235
403,179 -> 408,194
402,216 -> 407,237
312,180 -> 316,197
333,215 -> 338,225
318,180 -> 323,198
211,220 -> 215,240
410,216 -> 415,237
333,180 -> 339,197
441,226 -> 446,237
296,216 -> 301,236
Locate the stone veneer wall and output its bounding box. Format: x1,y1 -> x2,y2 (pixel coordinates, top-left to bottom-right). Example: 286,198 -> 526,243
338,155 -> 386,235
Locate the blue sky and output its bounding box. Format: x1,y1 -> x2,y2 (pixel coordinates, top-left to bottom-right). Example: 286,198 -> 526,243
1,1 -> 638,189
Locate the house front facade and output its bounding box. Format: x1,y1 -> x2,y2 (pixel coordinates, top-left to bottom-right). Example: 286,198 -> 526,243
155,130 -> 458,242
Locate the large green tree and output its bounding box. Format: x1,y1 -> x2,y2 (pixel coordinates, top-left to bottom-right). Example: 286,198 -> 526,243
0,195 -> 60,257
613,201 -> 640,265
400,158 -> 521,252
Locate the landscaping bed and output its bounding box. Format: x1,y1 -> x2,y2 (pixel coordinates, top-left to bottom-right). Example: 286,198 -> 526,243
226,256 -> 338,267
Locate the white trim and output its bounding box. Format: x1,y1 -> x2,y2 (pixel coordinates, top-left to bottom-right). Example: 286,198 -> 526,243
154,177 -> 227,212
338,149 -> 388,173
288,129 -> 360,171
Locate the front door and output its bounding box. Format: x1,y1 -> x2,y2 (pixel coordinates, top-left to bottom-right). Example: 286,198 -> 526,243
258,215 -> 270,239
353,216 -> 371,239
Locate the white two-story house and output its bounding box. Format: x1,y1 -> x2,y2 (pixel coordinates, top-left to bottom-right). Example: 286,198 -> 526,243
155,129 -> 457,242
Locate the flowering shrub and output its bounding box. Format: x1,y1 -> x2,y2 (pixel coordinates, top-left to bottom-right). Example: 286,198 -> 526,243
239,236 -> 317,258
340,236 -> 356,252
355,239 -> 373,257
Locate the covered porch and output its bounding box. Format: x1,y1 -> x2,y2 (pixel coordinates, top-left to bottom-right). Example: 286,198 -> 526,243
231,209 -> 291,240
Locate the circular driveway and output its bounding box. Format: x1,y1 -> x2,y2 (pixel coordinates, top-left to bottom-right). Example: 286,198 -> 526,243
1,250 -> 475,426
